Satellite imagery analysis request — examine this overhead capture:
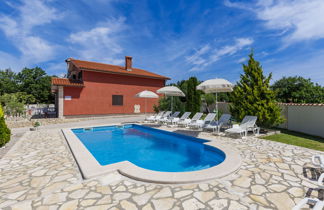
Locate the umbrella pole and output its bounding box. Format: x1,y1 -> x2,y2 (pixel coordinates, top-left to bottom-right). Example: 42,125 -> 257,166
145,98 -> 147,117
171,96 -> 173,112
215,92 -> 218,120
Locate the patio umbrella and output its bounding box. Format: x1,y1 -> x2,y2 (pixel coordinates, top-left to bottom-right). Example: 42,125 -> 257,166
135,90 -> 159,116
197,78 -> 233,120
157,86 -> 185,112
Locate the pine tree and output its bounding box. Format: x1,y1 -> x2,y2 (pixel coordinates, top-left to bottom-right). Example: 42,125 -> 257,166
230,52 -> 284,127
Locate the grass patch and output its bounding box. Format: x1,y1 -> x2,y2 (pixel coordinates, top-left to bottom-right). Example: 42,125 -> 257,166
261,129 -> 324,151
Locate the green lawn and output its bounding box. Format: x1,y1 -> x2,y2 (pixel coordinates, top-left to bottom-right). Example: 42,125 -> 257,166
261,129 -> 324,151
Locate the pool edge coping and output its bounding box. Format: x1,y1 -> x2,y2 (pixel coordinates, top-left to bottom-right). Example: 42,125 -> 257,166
62,123 -> 242,184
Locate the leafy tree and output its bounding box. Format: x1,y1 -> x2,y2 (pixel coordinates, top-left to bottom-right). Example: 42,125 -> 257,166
0,69 -> 18,95
0,104 -> 10,147
230,52 -> 284,127
0,92 -> 35,106
16,67 -> 54,103
15,92 -> 36,104
0,93 -> 29,116
272,76 -> 324,103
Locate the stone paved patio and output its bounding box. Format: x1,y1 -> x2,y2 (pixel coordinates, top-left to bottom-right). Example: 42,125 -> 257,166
0,122 -> 323,210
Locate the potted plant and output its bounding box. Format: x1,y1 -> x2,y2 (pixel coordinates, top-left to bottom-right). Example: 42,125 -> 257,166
30,121 -> 41,131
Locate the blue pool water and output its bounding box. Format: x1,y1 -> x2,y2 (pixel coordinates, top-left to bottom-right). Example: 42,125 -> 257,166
72,124 -> 225,172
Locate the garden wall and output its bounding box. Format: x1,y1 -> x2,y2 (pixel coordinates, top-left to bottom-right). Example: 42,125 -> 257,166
216,102 -> 324,138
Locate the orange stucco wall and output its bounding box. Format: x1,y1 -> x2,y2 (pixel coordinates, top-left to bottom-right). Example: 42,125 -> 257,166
63,71 -> 165,116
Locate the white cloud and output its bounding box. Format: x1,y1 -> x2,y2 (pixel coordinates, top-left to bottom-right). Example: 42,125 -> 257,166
0,16 -> 18,36
208,38 -> 253,64
20,36 -> 57,63
226,0 -> 324,44
237,57 -> 247,63
19,0 -> 61,32
223,0 -> 253,11
187,38 -> 253,71
0,0 -> 62,69
185,44 -> 211,65
68,17 -> 126,65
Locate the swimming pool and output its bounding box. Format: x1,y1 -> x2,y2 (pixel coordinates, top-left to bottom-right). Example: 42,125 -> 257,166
72,124 -> 225,172
63,123 -> 241,183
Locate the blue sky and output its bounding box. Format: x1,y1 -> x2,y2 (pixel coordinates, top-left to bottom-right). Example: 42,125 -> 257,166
0,0 -> 324,85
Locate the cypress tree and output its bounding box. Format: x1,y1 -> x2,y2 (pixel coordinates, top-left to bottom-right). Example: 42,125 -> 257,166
230,52 -> 284,127
186,77 -> 201,115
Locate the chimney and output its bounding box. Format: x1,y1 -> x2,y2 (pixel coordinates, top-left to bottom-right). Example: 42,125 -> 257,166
125,56 -> 132,71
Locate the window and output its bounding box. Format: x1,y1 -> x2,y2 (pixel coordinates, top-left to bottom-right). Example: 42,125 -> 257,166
78,71 -> 83,80
112,95 -> 123,106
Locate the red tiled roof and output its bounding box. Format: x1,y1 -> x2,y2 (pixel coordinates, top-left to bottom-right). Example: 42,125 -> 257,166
277,103 -> 324,106
51,78 -> 84,87
219,102 -> 324,106
69,58 -> 170,80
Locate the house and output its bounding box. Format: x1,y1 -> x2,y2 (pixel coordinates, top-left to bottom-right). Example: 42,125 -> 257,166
51,56 -> 169,118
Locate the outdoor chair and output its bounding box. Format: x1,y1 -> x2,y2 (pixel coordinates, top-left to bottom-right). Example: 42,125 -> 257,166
189,113 -> 216,130
225,116 -> 260,137
312,155 -> 324,168
293,172 -> 324,210
155,111 -> 171,122
204,114 -> 232,133
293,198 -> 324,210
168,112 -> 191,125
159,111 -> 180,123
178,112 -> 203,127
146,111 -> 164,122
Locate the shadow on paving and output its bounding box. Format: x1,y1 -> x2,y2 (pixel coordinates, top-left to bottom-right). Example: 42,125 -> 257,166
172,129 -> 202,138
303,166 -> 324,182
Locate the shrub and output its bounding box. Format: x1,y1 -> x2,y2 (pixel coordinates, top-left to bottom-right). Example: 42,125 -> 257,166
34,121 -> 41,127
0,105 -> 10,147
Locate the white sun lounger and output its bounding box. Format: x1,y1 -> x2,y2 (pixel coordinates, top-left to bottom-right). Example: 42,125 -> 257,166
159,111 -> 180,123
312,155 -> 324,168
189,113 -> 216,129
225,116 -> 260,137
155,111 -> 171,122
204,114 -> 232,133
167,112 -> 191,125
293,163 -> 324,210
293,198 -> 324,210
178,112 -> 203,127
146,111 -> 164,122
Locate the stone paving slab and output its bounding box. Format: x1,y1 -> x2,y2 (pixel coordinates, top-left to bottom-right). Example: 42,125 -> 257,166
0,122 -> 323,209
